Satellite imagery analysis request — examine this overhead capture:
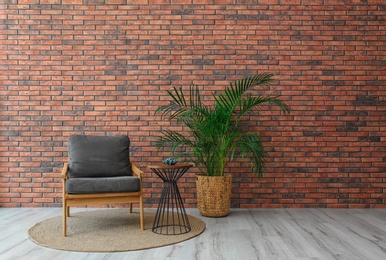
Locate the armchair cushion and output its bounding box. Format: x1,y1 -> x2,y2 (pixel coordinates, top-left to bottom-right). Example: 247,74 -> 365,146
68,135 -> 132,178
66,176 -> 140,194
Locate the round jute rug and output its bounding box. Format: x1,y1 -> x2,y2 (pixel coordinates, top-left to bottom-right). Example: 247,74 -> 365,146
28,209 -> 205,252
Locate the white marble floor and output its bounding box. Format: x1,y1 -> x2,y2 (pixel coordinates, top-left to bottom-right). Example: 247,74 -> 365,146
1,207 -> 386,260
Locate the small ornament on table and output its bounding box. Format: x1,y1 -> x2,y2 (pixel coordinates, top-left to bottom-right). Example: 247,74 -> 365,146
162,157 -> 178,165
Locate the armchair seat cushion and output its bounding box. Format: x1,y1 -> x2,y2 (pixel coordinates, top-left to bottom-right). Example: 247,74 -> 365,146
66,176 -> 140,194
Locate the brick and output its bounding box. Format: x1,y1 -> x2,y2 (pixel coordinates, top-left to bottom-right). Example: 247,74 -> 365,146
62,0 -> 83,3
106,0 -> 127,4
368,0 -> 386,4
258,0 -> 278,3
19,0 -> 39,3
172,0 -> 192,3
193,0 -> 213,3
38,0 -> 60,3
280,0 -> 300,4
213,0 -> 235,3
149,0 -> 169,3
128,0 -> 149,3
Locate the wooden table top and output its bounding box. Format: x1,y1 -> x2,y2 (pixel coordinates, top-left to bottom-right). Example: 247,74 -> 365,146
146,163 -> 193,170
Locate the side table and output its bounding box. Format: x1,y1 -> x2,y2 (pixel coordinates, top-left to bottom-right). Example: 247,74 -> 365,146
147,163 -> 193,235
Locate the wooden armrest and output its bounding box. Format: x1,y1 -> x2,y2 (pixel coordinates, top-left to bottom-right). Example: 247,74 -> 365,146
61,163 -> 69,180
131,162 -> 143,178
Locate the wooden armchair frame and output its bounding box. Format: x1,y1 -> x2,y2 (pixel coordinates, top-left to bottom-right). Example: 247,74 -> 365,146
60,162 -> 144,237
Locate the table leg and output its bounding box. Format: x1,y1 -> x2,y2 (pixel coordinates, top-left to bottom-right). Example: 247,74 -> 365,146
152,180 -> 191,235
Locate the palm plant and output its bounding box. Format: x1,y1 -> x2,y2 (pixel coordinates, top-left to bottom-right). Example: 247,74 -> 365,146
155,74 -> 290,178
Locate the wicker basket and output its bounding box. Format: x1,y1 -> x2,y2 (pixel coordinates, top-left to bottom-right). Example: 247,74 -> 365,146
196,174 -> 232,217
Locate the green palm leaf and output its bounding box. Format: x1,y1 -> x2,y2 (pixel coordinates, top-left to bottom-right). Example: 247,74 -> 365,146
155,74 -> 290,177
239,94 -> 290,119
215,73 -> 275,111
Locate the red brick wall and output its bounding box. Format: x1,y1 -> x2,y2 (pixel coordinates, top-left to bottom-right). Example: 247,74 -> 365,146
1,0 -> 385,208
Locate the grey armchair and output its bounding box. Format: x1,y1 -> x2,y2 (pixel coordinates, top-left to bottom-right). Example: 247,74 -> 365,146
61,134 -> 144,237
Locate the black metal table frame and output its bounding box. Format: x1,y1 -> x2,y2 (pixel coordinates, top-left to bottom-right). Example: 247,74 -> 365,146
148,164 -> 193,235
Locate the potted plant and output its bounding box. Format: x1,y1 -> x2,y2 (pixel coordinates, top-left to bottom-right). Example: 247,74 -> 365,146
155,74 -> 290,217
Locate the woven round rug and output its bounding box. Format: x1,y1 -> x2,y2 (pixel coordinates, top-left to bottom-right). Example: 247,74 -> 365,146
28,209 -> 205,252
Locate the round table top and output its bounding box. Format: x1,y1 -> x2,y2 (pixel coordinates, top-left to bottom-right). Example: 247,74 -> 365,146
147,163 -> 193,170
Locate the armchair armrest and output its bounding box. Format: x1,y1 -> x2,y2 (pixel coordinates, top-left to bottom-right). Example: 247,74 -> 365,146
131,162 -> 143,178
61,163 -> 69,180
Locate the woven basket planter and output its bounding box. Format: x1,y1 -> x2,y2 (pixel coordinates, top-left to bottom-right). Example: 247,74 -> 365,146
196,174 -> 232,217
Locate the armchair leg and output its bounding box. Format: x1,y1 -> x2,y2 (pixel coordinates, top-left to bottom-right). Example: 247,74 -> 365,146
63,200 -> 67,237
140,198 -> 144,230
129,203 -> 133,213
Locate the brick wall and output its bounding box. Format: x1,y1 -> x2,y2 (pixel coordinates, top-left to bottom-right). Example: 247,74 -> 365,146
1,0 -> 385,208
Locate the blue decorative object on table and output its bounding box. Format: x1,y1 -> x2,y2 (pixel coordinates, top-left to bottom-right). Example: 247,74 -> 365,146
162,157 -> 178,165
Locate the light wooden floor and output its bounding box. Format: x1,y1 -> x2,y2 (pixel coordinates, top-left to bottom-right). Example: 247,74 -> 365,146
1,208 -> 386,260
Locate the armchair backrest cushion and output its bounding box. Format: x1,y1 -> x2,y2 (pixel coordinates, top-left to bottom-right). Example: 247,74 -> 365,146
68,135 -> 132,178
